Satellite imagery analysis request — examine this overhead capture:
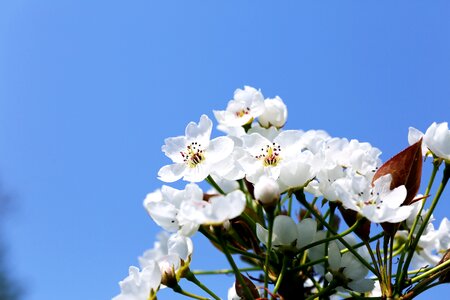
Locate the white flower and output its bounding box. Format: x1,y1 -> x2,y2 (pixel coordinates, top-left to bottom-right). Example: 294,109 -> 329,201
239,130 -> 303,183
158,115 -> 234,182
424,122 -> 450,161
144,184 -> 203,236
325,242 -> 374,293
254,176 -> 280,207
139,232 -> 194,288
256,215 -> 317,252
397,217 -> 450,269
139,233 -> 194,268
178,190 -> 246,225
359,174 -> 413,224
409,122 -> 450,161
113,263 -> 161,300
214,86 -> 265,134
258,96 -> 288,128
334,173 -> 414,224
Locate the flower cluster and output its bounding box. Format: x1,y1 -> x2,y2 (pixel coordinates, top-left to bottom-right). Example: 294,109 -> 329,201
115,86 -> 450,300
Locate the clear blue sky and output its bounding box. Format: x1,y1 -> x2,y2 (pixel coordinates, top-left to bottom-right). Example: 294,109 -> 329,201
0,1 -> 449,299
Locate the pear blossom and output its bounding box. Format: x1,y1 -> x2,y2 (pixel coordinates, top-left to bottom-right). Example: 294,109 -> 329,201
113,263 -> 162,300
158,114 -> 234,182
258,96 -> 288,128
139,232 -> 194,288
325,242 -> 374,293
335,174 -> 414,224
139,232 -> 194,269
239,130 -> 304,183
397,213 -> 450,269
256,215 -> 317,252
178,190 -> 246,225
144,183 -> 203,236
214,86 -> 265,135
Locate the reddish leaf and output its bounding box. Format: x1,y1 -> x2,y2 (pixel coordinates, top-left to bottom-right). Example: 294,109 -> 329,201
373,139 -> 423,206
338,205 -> 371,241
235,275 -> 260,299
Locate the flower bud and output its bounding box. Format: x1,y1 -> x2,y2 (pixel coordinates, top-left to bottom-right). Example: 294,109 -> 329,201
424,122 -> 450,161
258,96 -> 288,128
158,255 -> 180,288
254,176 -> 280,208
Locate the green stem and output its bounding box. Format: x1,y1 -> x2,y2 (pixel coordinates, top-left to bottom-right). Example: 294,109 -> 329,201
172,284 -> 210,300
185,271 -> 221,300
305,282 -> 337,300
206,175 -> 225,195
198,227 -> 263,261
272,256 -> 288,295
399,163 -> 449,291
287,194 -> 293,217
340,232 -> 384,254
396,160 -> 440,292
296,218 -> 360,253
193,267 -> 261,275
215,228 -> 254,300
410,257 -> 450,284
295,190 -> 378,275
264,209 -> 275,298
364,240 -> 382,282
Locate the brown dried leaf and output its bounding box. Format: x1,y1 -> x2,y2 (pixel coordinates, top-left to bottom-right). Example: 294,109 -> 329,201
235,275 -> 260,299
338,205 -> 371,241
373,139 -> 423,206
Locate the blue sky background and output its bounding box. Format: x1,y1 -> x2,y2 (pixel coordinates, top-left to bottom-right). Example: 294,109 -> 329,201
0,1 -> 450,299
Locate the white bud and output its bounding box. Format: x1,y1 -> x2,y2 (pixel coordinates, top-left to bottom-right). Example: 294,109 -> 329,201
254,176 -> 280,207
258,96 -> 288,128
424,122 -> 450,161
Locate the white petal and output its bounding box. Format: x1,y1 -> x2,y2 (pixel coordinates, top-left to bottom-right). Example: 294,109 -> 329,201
183,164 -> 211,182
279,159 -> 313,189
207,136 -> 234,164
158,164 -> 186,182
408,127 -> 427,155
185,115 -> 212,146
209,190 -> 246,222
256,223 -> 269,246
274,130 -> 303,156
328,242 -> 341,271
348,278 -> 375,293
383,185 -> 407,208
272,215 -> 298,247
296,218 -> 317,249
145,201 -> 179,232
167,234 -> 193,261
162,136 -> 187,163
141,262 -> 162,292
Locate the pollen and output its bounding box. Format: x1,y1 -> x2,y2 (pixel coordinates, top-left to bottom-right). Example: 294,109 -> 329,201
180,141 -> 205,168
254,143 -> 282,166
235,107 -> 251,118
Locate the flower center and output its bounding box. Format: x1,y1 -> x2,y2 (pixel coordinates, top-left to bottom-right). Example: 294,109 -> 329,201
181,142 -> 205,168
235,106 -> 251,118
255,143 -> 282,167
